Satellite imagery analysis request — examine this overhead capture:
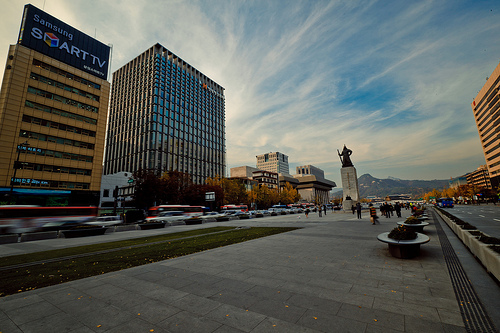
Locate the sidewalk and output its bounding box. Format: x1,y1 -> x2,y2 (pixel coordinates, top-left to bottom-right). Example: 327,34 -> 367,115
0,209 -> 498,332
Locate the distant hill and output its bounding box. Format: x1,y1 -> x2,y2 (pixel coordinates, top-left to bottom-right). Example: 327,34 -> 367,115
334,174 -> 449,199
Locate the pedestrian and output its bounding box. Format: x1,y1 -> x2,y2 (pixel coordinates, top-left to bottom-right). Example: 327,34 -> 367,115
323,205 -> 327,216
318,206 -> 322,217
351,205 -> 355,215
369,204 -> 379,224
380,204 -> 386,218
305,208 -> 310,218
395,202 -> 402,218
356,202 -> 362,219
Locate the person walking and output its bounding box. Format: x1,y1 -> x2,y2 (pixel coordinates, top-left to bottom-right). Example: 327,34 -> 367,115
394,202 -> 402,218
323,205 -> 327,216
351,204 -> 355,215
369,204 -> 379,224
356,202 -> 362,219
318,206 -> 322,217
305,208 -> 310,218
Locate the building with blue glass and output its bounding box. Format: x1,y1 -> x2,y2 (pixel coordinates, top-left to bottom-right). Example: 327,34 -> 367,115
104,43 -> 225,184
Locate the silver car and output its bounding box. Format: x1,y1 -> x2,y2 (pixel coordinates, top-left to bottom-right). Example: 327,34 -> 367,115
149,211 -> 187,223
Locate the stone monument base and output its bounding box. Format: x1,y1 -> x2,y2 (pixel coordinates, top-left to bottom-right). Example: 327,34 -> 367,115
341,166 -> 360,212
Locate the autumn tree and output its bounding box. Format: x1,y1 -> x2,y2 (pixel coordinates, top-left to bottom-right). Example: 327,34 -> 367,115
279,182 -> 300,204
205,175 -> 248,206
249,185 -> 279,209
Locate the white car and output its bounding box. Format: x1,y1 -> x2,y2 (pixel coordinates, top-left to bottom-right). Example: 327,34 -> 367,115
199,212 -> 225,220
85,215 -> 122,226
148,211 -> 187,223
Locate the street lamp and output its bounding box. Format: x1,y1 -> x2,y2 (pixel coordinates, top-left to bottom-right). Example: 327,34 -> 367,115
9,140 -> 30,204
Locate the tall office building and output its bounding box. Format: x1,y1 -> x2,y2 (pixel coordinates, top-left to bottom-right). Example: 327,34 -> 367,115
256,152 -> 289,175
471,61 -> 500,188
104,43 -> 225,184
0,5 -> 111,205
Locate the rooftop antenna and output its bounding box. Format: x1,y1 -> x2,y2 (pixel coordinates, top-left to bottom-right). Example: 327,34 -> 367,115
43,0 -> 46,10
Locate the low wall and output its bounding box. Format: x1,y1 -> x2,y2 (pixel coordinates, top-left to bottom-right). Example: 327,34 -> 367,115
434,207 -> 500,282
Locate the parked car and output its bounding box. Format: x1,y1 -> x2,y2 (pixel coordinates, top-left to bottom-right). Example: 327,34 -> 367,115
148,211 -> 187,223
200,212 -> 225,220
85,215 -> 122,226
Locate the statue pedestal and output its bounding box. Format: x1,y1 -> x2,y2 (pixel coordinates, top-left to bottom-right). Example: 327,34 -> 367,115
343,199 -> 354,212
341,166 -> 359,211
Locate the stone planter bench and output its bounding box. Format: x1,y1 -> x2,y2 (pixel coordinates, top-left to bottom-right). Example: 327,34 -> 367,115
0,234 -> 19,244
20,231 -> 58,242
377,232 -> 430,259
396,221 -> 429,233
138,222 -> 165,230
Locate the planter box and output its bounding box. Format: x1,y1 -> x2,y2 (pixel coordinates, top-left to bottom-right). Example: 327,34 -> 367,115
115,225 -> 138,232
167,220 -> 186,226
434,207 -> 500,282
62,227 -> 107,238
20,231 -> 58,242
461,230 -> 479,250
138,222 -> 165,230
478,246 -> 500,281
0,234 -> 19,244
185,218 -> 203,225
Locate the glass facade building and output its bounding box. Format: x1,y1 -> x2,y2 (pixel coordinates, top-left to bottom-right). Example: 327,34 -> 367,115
104,44 -> 225,184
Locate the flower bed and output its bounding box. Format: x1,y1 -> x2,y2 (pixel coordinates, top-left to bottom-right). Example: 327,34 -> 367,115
377,225 -> 430,259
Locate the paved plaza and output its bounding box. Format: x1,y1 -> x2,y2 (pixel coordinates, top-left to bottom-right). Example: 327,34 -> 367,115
0,208 -> 499,332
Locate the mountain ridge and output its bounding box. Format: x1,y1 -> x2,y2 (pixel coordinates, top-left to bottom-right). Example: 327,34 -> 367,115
333,173 -> 449,198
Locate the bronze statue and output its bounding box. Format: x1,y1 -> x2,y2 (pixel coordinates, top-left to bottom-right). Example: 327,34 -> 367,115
337,145 -> 353,167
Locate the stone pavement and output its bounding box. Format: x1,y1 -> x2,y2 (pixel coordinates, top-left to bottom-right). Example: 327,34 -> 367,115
0,208 -> 499,332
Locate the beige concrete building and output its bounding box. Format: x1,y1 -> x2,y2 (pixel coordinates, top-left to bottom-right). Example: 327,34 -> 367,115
293,165 -> 336,204
0,5 -> 110,205
472,61 -> 500,188
256,152 -> 289,175
230,166 -> 259,179
466,165 -> 492,189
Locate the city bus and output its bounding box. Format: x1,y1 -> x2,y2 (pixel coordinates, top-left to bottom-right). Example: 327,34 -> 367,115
221,204 -> 248,212
147,205 -> 205,218
0,206 -> 98,234
436,197 -> 454,208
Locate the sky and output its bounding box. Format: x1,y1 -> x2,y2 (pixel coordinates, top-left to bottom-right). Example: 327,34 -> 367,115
1,0 -> 499,188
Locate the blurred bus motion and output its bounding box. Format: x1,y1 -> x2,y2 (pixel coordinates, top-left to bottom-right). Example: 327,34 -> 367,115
147,205 -> 205,219
0,206 -> 98,234
221,204 -> 248,212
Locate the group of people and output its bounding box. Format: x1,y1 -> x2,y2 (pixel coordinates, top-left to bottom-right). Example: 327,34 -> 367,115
304,205 -> 328,218
367,202 -> 405,224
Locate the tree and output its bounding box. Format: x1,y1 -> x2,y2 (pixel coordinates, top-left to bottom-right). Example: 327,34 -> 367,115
183,184 -> 224,209
132,168 -> 165,209
279,182 -> 300,204
161,170 -> 193,203
249,185 -> 279,209
205,175 -> 248,206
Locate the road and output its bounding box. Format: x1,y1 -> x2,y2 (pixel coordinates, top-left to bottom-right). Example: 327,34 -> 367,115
443,203 -> 500,238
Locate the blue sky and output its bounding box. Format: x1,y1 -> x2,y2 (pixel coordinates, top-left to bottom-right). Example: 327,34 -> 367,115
1,0 -> 499,188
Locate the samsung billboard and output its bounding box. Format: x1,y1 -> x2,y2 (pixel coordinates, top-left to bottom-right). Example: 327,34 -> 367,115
17,4 -> 110,80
